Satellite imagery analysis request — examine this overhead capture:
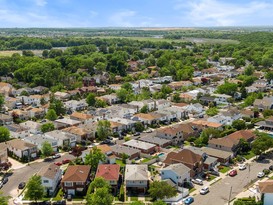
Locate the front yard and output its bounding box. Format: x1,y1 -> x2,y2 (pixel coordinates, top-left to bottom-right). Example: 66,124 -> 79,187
218,166 -> 231,174
242,150 -> 256,160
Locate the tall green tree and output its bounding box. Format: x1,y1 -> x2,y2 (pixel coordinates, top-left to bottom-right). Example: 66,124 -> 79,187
0,126 -> 10,143
86,93 -> 96,107
41,122 -> 55,133
86,187 -> 113,205
232,120 -> 246,130
25,175 -> 44,202
49,99 -> 65,116
148,181 -> 177,200
0,192 -> 9,205
45,109 -> 57,121
140,105 -> 149,113
135,122 -> 144,132
217,82 -> 238,96
252,133 -> 273,156
89,177 -> 111,193
84,147 -> 106,172
96,120 -> 111,141
41,141 -> 54,157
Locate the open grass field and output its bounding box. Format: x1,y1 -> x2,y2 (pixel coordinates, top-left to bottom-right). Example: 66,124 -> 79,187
0,50 -> 21,57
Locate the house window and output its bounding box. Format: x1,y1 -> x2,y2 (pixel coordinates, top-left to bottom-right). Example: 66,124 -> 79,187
43,180 -> 49,183
65,182 -> 73,187
76,182 -> 83,185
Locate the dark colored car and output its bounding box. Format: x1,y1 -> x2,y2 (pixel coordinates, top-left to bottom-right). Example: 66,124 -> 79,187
52,200 -> 66,205
2,177 -> 8,184
229,170 -> 237,177
18,182 -> 26,189
62,159 -> 71,164
269,165 -> 273,171
54,161 -> 62,166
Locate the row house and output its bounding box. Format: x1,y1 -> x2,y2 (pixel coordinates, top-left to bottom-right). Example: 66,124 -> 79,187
19,94 -> 49,106
54,118 -> 81,130
19,121 -> 42,134
62,126 -> 90,143
125,165 -> 149,193
45,130 -> 77,148
111,145 -> 141,160
156,124 -> 184,144
5,124 -> 30,139
64,100 -> 88,112
70,112 -> 95,124
0,114 -> 13,125
24,134 -> 58,152
123,139 -> 157,154
54,91 -> 70,101
6,139 -> 37,159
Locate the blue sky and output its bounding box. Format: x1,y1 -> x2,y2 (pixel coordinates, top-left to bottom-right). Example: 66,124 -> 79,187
1,0 -> 273,27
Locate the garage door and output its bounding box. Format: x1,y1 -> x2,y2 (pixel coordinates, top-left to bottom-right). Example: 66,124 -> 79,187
67,189 -> 75,195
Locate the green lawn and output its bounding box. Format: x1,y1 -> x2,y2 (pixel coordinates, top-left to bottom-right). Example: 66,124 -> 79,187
141,158 -> 151,163
218,166 -> 231,174
184,141 -> 191,146
115,159 -> 126,167
242,151 -> 256,160
52,188 -> 63,201
130,197 -> 138,201
207,175 -> 217,182
189,188 -> 196,193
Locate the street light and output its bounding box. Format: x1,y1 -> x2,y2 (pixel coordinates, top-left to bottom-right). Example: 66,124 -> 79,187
228,186 -> 233,205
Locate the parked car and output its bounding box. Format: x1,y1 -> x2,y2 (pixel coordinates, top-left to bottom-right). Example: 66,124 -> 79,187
52,201 -> 66,205
62,159 -> 71,164
133,132 -> 140,136
18,182 -> 26,189
238,164 -> 246,170
257,171 -> 265,178
52,154 -> 61,159
229,170 -> 237,177
192,178 -> 203,185
183,196 -> 194,204
54,162 -> 62,166
269,165 -> 273,171
2,177 -> 8,184
199,186 -> 209,195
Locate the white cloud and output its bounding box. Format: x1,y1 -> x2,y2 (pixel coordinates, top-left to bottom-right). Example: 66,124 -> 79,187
175,0 -> 273,26
109,10 -> 136,27
34,0 -> 47,7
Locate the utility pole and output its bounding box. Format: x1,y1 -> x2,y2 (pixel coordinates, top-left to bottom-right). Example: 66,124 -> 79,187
228,186 -> 233,205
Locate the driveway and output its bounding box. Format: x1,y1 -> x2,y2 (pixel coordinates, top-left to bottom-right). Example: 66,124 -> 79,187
1,153 -> 75,199
192,159 -> 273,205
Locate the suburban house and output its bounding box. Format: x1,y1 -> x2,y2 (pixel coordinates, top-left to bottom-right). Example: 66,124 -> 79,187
95,164 -> 120,193
156,124 -> 184,144
64,100 -> 88,112
6,139 -> 37,159
164,149 -> 204,177
0,143 -> 8,167
29,107 -> 46,118
38,163 -> 62,196
70,112 -> 94,124
124,164 -> 149,193
129,100 -> 156,111
139,133 -> 172,148
61,165 -> 91,196
0,114 -> 13,126
254,96 -> 273,111
111,145 -> 141,160
256,116 -> 273,131
201,147 -> 233,164
24,134 -> 58,152
54,118 -> 81,130
45,130 -> 77,148
97,94 -> 120,105
191,120 -> 223,131
54,91 -> 70,101
211,94 -> 232,104
161,163 -> 191,189
258,180 -> 273,205
5,124 -> 30,139
19,121 -> 42,134
156,99 -> 171,110
132,113 -> 162,126
208,130 -> 256,153
96,144 -> 116,164
123,139 -> 157,154
62,126 -> 90,143
0,82 -> 13,96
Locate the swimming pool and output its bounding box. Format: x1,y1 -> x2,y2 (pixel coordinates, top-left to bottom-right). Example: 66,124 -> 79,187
157,153 -> 165,157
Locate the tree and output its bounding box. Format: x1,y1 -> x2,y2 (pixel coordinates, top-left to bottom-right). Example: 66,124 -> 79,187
40,97 -> 47,105
172,93 -> 181,103
96,120 -> 111,141
0,192 -> 9,205
41,122 -> 55,133
86,187 -> 113,205
135,122 -> 144,132
84,147 -> 106,171
0,94 -> 4,111
49,99 -> 66,116
263,109 -> 273,118
140,105 -> 149,113
252,133 -> 273,156
95,99 -> 107,108
45,109 -> 57,121
41,141 -> 54,157
116,88 -> 129,103
0,126 -> 10,143
89,177 -> 111,193
217,82 -> 238,96
232,120 -> 246,130
206,107 -> 219,116
148,181 -> 177,200
237,138 -> 251,155
86,93 -> 96,107
24,175 -> 44,202
121,82 -> 133,92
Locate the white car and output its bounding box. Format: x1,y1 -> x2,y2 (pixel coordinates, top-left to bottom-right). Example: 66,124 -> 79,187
257,172 -> 265,178
192,178 -> 203,185
200,186 -> 209,195
238,163 -> 246,170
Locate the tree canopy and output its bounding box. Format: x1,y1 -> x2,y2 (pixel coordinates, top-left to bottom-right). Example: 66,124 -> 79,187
41,141 -> 54,157
96,120 -> 111,141
148,181 -> 177,200
24,175 -> 44,202
84,147 -> 106,172
0,126 -> 10,143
